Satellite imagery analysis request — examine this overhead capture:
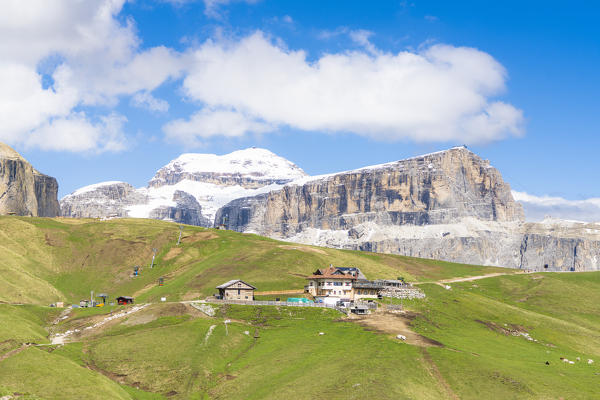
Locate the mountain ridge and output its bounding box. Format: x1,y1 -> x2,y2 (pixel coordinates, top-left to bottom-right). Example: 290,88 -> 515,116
58,146 -> 600,271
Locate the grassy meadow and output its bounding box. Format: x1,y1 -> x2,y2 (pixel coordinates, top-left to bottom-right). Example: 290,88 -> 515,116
0,216 -> 599,399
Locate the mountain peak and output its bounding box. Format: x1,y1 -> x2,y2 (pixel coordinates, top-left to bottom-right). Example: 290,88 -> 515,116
0,142 -> 26,161
153,148 -> 307,185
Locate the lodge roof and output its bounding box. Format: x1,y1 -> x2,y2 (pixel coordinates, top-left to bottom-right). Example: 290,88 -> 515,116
216,279 -> 257,290
306,266 -> 358,280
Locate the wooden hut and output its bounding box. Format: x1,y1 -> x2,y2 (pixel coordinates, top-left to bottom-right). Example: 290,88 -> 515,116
116,296 -> 134,305
216,280 -> 256,301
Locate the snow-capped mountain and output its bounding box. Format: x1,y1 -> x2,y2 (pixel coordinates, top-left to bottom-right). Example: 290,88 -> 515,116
60,148 -> 307,225
149,147 -> 306,188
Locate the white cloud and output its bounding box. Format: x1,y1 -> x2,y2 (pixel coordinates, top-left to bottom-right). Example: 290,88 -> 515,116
202,0 -> 259,19
26,113 -> 127,153
163,108 -> 273,146
513,191 -> 600,223
348,29 -> 378,56
0,2 -> 524,152
178,32 -> 524,144
0,0 -> 182,152
0,62 -> 78,143
131,91 -> 170,112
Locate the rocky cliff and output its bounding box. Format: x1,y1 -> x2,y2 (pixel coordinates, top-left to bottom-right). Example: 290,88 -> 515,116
60,182 -> 147,219
60,148 -> 306,226
215,147 -> 600,271
0,143 -> 60,217
216,147 -> 524,234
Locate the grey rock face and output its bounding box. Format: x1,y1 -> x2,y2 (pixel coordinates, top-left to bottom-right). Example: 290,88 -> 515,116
60,182 -> 146,219
215,147 -> 600,271
0,142 -> 60,217
347,227 -> 600,271
149,170 -> 296,190
60,183 -> 213,227
216,147 -> 524,235
34,172 -> 60,217
148,190 -> 212,227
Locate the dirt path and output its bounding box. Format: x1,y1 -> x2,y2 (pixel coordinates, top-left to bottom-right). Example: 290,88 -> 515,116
439,272 -> 524,284
414,271 -> 532,287
420,347 -> 459,400
0,343 -> 31,363
50,304 -> 150,344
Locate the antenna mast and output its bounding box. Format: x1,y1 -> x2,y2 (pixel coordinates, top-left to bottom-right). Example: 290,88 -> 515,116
150,248 -> 157,269
176,225 -> 183,246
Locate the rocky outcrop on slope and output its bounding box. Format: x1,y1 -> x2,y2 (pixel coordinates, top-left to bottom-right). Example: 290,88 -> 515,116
0,143 -> 59,217
215,148 -> 600,271
286,218 -> 600,271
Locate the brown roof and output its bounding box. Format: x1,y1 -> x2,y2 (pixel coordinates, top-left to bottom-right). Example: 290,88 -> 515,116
306,266 -> 357,280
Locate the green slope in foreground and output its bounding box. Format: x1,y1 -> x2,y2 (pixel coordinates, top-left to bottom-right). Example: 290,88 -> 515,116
1,216 -> 599,399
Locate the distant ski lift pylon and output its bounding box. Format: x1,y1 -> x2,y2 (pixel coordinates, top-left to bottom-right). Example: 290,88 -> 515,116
176,225 -> 183,246
150,248 -> 157,268
218,216 -> 228,230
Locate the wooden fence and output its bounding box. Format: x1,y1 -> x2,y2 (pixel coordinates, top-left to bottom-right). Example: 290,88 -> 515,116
207,299 -> 346,313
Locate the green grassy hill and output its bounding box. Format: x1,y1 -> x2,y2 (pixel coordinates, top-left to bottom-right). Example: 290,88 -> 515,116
0,216 -> 510,305
1,216 -> 599,399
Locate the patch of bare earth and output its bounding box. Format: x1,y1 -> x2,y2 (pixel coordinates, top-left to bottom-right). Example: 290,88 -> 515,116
475,320 -> 521,335
121,312 -> 157,326
349,310 -> 442,347
132,282 -> 156,297
182,231 -> 218,243
277,244 -> 327,255
182,291 -> 202,301
53,217 -> 91,225
163,247 -> 183,260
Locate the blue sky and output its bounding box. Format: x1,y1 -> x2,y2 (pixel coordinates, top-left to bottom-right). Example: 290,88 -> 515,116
2,0 -> 599,219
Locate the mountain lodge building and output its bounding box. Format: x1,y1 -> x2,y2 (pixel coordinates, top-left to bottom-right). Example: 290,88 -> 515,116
216,279 -> 256,301
306,265 -> 381,303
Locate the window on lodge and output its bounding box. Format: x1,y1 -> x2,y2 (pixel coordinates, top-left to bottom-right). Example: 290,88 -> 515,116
334,282 -> 342,286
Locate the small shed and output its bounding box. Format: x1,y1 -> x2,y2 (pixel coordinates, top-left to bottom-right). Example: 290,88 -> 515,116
351,304 -> 369,315
116,296 -> 134,305
96,293 -> 108,305
216,280 -> 256,301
